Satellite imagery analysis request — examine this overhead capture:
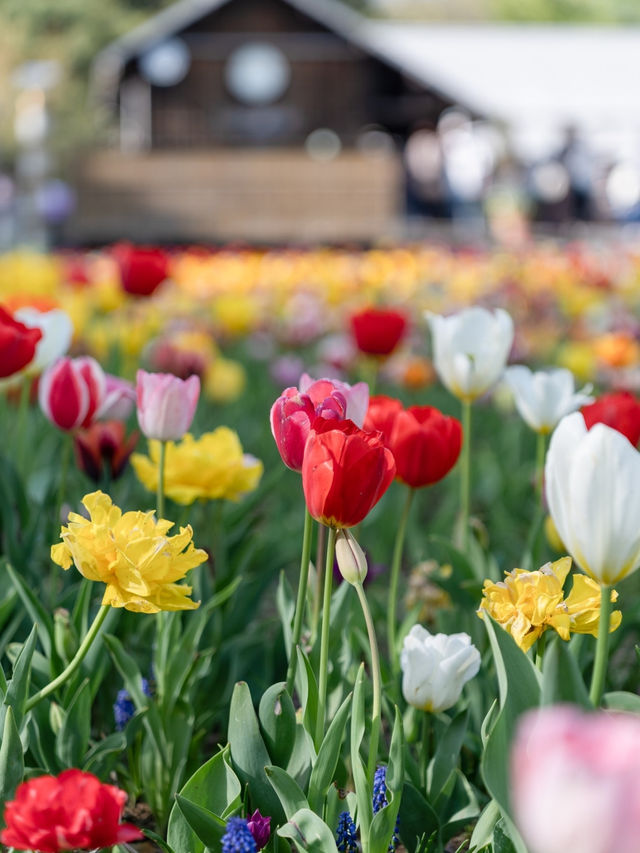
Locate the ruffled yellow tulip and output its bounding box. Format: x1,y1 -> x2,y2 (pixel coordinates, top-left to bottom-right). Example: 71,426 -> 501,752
478,557 -> 621,652
51,491 -> 207,613
131,428 -> 263,505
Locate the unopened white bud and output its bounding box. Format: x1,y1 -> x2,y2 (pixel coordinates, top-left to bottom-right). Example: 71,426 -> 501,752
335,529 -> 368,585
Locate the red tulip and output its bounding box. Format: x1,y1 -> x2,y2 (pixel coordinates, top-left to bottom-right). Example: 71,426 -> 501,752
350,306 -> 408,357
39,356 -> 106,431
74,421 -> 139,483
363,395 -> 404,445
388,406 -> 462,488
582,391 -> 640,447
302,418 -> 396,527
113,243 -> 170,296
1,768 -> 143,852
0,305 -> 42,378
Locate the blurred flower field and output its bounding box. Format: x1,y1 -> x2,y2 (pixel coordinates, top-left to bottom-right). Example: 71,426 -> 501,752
1,240 -> 640,853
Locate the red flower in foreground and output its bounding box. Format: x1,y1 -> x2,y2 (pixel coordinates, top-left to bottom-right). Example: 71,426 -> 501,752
302,418 -> 395,528
0,305 -> 42,378
1,769 -> 143,852
74,421 -> 139,483
582,391 -> 640,447
350,306 -> 408,357
389,406 -> 462,489
113,243 -> 170,296
363,395 -> 404,445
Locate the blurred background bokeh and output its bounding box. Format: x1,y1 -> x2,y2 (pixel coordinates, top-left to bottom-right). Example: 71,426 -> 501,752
2,0 -> 640,248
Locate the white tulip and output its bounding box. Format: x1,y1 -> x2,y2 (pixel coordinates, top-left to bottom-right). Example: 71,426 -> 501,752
14,307 -> 73,375
545,412 -> 640,584
400,625 -> 481,713
504,365 -> 593,434
426,307 -> 514,402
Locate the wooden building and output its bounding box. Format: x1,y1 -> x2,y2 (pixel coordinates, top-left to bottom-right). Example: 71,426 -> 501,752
71,0 -> 473,243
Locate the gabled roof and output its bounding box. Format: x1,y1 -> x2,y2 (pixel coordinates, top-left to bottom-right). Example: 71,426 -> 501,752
93,0 -> 480,115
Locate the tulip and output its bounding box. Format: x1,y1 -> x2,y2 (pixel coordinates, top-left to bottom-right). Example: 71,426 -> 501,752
113,242 -> 170,296
0,305 -> 42,379
299,373 -> 369,427
97,374 -> 136,421
247,810 -> 271,850
511,706 -> 640,853
302,418 -> 395,529
74,421 -> 139,483
363,394 -> 404,445
388,405 -> 462,489
270,386 -> 345,473
504,365 -> 593,434
1,769 -> 143,851
546,411 -> 640,703
426,306 -> 514,403
39,356 -> 106,431
545,412 -> 640,586
400,625 -> 480,713
14,307 -> 73,375
350,306 -> 408,356
136,369 -> 200,441
582,390 -> 640,447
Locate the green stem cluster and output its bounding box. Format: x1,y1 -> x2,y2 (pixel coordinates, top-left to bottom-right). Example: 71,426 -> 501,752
315,525 -> 336,749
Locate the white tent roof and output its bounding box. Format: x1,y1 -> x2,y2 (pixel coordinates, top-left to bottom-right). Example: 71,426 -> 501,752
362,22 -> 640,160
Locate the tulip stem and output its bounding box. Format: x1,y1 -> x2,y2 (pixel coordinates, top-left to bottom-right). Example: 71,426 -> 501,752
156,440 -> 166,519
387,487 -> 415,675
419,712 -> 431,791
535,631 -> 547,671
315,524 -> 336,749
311,522 -> 327,644
54,435 -> 71,529
460,399 -> 472,553
535,431 -> 547,502
15,377 -> 30,473
589,584 -> 612,707
25,605 -> 110,711
285,507 -> 314,695
355,580 -> 382,786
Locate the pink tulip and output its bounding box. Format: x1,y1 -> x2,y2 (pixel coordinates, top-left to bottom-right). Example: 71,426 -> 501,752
136,370 -> 200,441
270,376 -> 360,472
298,373 -> 369,427
39,356 -> 106,431
98,374 -> 136,421
511,705 -> 640,853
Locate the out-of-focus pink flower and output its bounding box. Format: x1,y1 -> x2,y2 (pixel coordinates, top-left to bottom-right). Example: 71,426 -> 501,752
97,374 -> 136,421
247,809 -> 271,850
39,356 -> 106,431
136,369 -> 200,441
511,705 -> 640,853
299,373 -> 369,428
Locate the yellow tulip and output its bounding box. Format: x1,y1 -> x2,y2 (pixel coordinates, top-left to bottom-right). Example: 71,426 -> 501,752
131,428 -> 263,505
478,557 -> 621,652
50,491 -> 206,613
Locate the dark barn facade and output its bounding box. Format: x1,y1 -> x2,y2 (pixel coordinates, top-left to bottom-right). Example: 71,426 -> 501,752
72,0 -> 469,243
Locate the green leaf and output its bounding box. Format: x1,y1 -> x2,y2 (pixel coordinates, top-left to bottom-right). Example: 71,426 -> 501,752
370,706 -> 404,853
277,571 -> 295,660
307,692 -> 351,814
427,709 -> 469,804
142,828 -> 177,853
541,636 -> 591,709
266,765 -> 309,818
0,706 -> 24,810
259,681 -> 297,767
285,723 -> 314,792
83,732 -> 127,775
349,664 -> 371,847
296,647 -> 319,739
175,794 -> 226,849
167,746 -> 242,853
469,799 -> 500,851
5,562 -> 53,659
278,808 -> 339,852
397,784 -> 439,853
55,678 -> 91,767
228,681 -> 285,822
603,691 -> 640,712
4,625 -> 38,731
